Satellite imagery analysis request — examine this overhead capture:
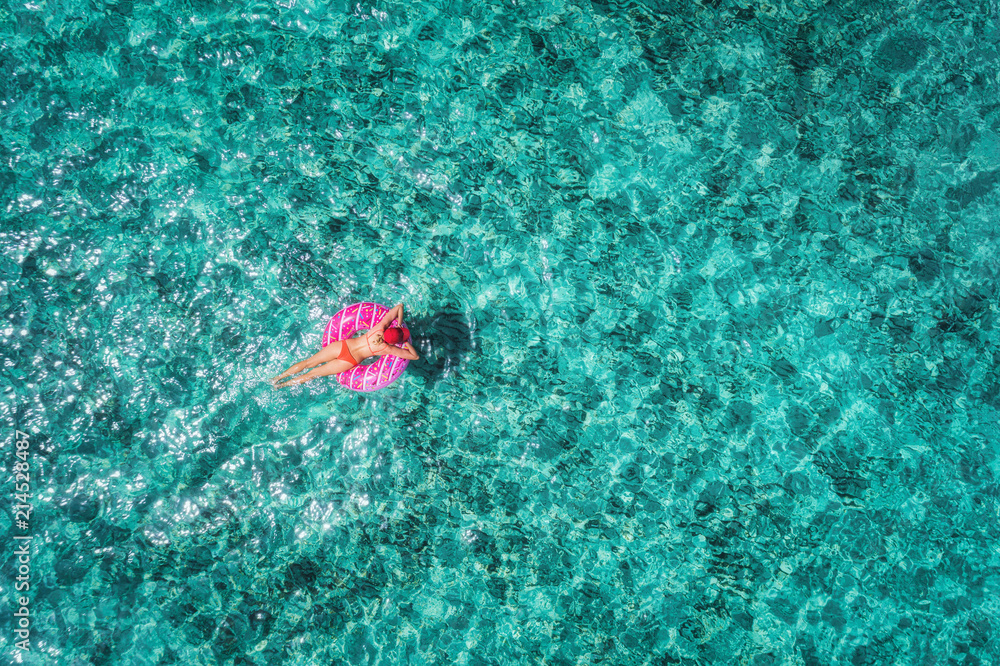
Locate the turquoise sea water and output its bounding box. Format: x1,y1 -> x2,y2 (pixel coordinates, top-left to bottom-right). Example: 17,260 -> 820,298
3,0 -> 1000,663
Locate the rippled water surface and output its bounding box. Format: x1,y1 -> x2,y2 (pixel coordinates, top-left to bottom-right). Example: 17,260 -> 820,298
2,0 -> 1000,663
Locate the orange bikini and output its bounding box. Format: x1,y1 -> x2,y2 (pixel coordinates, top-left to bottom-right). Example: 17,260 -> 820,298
338,341 -> 358,366
338,331 -> 387,367
364,330 -> 388,356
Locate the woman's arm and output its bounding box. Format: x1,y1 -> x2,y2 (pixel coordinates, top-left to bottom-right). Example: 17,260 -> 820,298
373,302 -> 404,330
381,342 -> 419,361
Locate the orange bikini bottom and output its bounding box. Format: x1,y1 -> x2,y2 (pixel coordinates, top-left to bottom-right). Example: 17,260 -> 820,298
338,341 -> 358,366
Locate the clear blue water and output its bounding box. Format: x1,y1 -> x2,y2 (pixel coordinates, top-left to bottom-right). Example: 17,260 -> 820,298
2,0 -> 1000,663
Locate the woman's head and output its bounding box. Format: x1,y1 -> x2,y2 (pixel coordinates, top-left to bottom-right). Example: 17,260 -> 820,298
383,326 -> 410,345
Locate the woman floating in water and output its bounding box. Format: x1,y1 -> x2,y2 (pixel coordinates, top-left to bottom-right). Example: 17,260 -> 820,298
272,302 -> 419,388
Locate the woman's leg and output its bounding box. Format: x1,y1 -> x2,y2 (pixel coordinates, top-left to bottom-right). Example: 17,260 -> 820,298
272,341 -> 345,383
275,358 -> 354,388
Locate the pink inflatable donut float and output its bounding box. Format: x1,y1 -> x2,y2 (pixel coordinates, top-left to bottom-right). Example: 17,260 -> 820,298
322,302 -> 409,392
